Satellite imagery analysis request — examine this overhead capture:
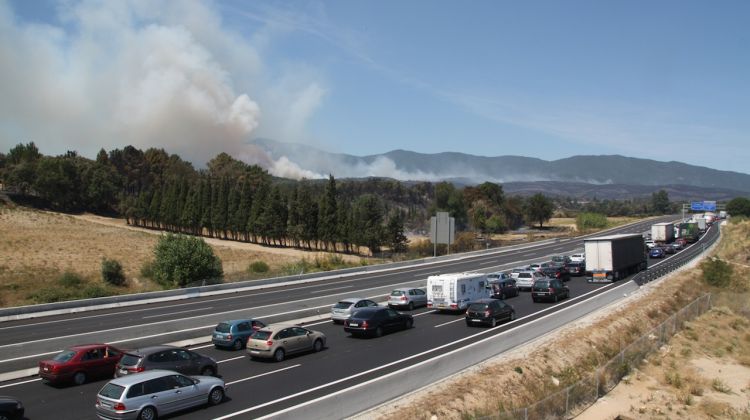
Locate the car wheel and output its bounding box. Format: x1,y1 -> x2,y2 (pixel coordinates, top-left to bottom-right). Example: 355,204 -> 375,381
137,406 -> 157,420
313,339 -> 323,353
408,302 -> 414,311
208,387 -> 225,406
73,371 -> 86,386
405,319 -> 413,329
374,326 -> 383,338
553,294 -> 558,303
233,339 -> 243,351
510,311 -> 516,321
490,317 -> 497,327
201,366 -> 216,377
274,348 -> 285,362
501,293 -> 506,300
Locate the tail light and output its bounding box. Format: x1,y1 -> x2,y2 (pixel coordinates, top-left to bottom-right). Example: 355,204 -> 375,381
113,402 -> 126,411
266,340 -> 273,346
226,334 -> 233,340
362,321 -> 369,329
484,310 -> 491,317
549,288 -> 555,293
400,296 -> 407,301
555,272 -> 561,278
427,302 -> 433,308
130,366 -> 145,373
450,303 -> 457,309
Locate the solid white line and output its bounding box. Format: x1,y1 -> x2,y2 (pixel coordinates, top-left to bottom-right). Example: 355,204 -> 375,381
0,378 -> 41,389
477,261 -> 496,266
301,319 -> 333,327
217,356 -> 245,364
225,364 -> 301,386
191,343 -> 215,350
434,318 -> 465,328
412,310 -> 436,317
142,307 -> 213,319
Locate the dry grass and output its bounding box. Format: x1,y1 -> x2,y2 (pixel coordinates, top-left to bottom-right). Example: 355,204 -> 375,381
0,205 -> 370,307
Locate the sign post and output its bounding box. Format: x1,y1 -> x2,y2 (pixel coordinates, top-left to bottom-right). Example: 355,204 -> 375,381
430,211 -> 455,257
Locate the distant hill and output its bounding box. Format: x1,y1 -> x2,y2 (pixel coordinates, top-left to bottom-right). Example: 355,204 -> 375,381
249,138 -> 750,194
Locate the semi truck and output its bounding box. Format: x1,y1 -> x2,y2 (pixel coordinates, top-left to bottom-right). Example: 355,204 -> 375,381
679,222 -> 700,243
427,272 -> 490,312
651,222 -> 674,244
585,233 -> 648,283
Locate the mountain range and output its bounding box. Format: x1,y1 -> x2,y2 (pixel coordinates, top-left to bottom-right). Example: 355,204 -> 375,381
249,138 -> 750,199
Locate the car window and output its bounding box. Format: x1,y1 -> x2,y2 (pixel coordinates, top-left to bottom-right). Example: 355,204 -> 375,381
416,289 -> 425,295
83,349 -> 103,360
126,382 -> 145,399
120,354 -> 141,367
251,320 -> 265,330
468,303 -> 488,311
276,329 -> 292,339
147,350 -> 172,363
366,300 -> 378,307
498,301 -> 508,309
173,374 -> 194,388
385,309 -> 399,318
237,322 -> 251,332
292,327 -> 309,336
215,323 -> 231,333
251,330 -> 271,340
390,290 -> 405,297
333,301 -> 354,309
144,377 -> 170,394
100,383 -> 125,399
519,273 -> 531,278
53,350 -> 77,362
105,347 -> 120,358
175,350 -> 191,361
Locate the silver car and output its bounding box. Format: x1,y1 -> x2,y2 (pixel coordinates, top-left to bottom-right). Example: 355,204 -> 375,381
387,288 -> 427,310
331,298 -> 379,323
95,369 -> 225,420
515,270 -> 546,291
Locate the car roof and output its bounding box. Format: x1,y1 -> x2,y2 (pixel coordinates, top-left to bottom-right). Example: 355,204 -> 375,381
104,369 -> 184,387
257,323 -> 307,333
125,345 -> 179,356
469,298 -> 495,304
218,319 -> 256,325
67,343 -> 110,351
351,306 -> 386,314
338,297 -> 366,303
390,287 -> 418,292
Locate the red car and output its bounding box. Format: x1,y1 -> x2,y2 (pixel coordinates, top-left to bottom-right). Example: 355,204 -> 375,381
38,344 -> 123,385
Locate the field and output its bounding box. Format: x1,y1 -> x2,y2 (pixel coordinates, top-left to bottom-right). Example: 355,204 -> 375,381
0,205 -> 365,307
368,220 -> 750,420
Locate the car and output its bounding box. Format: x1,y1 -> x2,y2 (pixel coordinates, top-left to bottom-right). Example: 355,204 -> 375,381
569,253 -> 585,263
212,319 -> 266,350
387,287 -> 427,310
39,343 -> 124,386
115,346 -> 218,378
566,261 -> 586,276
488,277 -> 519,299
551,255 -> 571,265
663,244 -> 676,254
531,279 -> 570,303
95,369 -> 226,420
465,299 -> 516,327
527,263 -> 542,272
331,298 -> 379,323
0,396 -> 24,420
539,264 -> 571,282
649,247 -> 666,258
509,267 -> 528,279
675,237 -> 688,247
246,324 -> 326,361
515,270 -> 546,291
645,240 -> 657,249
670,241 -> 683,250
344,307 -> 413,337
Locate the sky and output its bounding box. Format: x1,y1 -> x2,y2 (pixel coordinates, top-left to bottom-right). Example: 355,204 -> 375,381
1,0 -> 748,177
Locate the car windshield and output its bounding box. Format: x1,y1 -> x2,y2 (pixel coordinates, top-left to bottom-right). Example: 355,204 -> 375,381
215,323 -> 231,333
518,273 -> 531,278
119,354 -> 141,367
52,350 -> 77,362
390,290 -> 405,297
468,303 -> 489,311
251,330 -> 272,340
99,383 -> 125,399
534,280 -> 551,288
333,301 -> 354,309
351,309 -> 377,319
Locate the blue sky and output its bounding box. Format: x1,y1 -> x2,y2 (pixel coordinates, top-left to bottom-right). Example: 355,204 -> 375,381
2,0 -> 749,175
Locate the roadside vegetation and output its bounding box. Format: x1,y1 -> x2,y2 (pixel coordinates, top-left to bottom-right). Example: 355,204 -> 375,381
373,219 -> 750,420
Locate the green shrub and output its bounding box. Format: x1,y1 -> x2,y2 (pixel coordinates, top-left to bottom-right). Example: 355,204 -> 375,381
248,261 -> 269,273
140,260 -> 155,279
28,288 -> 72,303
700,257 -> 733,288
576,212 -> 608,232
81,284 -> 109,298
57,271 -> 83,288
101,258 -> 126,286
152,234 -> 223,288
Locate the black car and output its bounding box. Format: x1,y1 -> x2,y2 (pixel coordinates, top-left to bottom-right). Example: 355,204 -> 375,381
566,261 -> 586,276
344,307 -> 414,337
0,396 -> 24,420
465,299 -> 516,327
115,345 -> 218,377
539,264 -> 571,282
531,279 -> 570,303
489,278 -> 519,299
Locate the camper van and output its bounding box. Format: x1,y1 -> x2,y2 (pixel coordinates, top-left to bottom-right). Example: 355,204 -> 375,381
427,272 -> 490,312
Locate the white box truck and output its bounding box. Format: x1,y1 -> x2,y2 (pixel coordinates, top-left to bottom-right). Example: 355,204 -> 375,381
585,234 -> 647,283
427,272 -> 490,312
651,222 -> 674,244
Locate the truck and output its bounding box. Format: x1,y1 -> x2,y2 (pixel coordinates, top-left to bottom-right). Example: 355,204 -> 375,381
678,222 -> 700,243
651,222 -> 674,244
584,233 -> 648,283
427,272 -> 490,312
692,217 -> 707,232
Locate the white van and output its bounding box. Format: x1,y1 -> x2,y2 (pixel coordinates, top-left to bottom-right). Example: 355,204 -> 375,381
427,272 -> 490,312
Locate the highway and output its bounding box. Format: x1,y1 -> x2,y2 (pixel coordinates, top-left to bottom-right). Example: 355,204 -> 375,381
0,215 -> 692,419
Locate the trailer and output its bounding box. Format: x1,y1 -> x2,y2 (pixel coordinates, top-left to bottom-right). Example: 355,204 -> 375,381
651,222 -> 674,244
679,222 -> 700,243
427,272 -> 490,312
585,234 -> 648,283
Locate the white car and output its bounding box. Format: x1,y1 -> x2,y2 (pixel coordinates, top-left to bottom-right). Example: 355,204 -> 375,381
569,253 -> 585,263
645,240 -> 657,249
515,270 -> 546,291
509,267 -> 528,279
331,298 -> 379,323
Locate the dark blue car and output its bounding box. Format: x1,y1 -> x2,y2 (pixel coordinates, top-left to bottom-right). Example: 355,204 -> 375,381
649,247 -> 666,258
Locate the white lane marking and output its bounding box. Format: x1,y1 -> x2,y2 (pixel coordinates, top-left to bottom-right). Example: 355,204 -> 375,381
411,310 -> 437,317
301,319 -> 333,327
477,261 -> 496,266
553,247 -> 566,251
142,307 -> 213,320
0,378 -> 41,389
191,343 -> 215,350
434,318 -> 465,328
310,286 -> 353,294
225,364 -> 301,386
218,356 -> 245,364
522,253 -> 537,257
243,281 -> 635,420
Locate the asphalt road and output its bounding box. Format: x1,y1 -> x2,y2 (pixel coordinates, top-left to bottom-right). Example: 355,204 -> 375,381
0,215 -> 686,419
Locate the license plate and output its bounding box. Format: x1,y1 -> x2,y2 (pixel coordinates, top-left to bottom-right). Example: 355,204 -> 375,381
348,323 -> 358,327
119,369 -> 127,374
594,273 -> 606,277
470,319 -> 481,322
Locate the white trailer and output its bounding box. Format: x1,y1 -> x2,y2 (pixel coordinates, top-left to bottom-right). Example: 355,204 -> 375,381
651,222 -> 674,244
427,272 -> 489,312
585,234 -> 647,283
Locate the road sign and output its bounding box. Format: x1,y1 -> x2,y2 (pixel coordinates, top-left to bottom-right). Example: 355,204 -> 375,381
430,212 -> 455,245
690,201 -> 716,211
